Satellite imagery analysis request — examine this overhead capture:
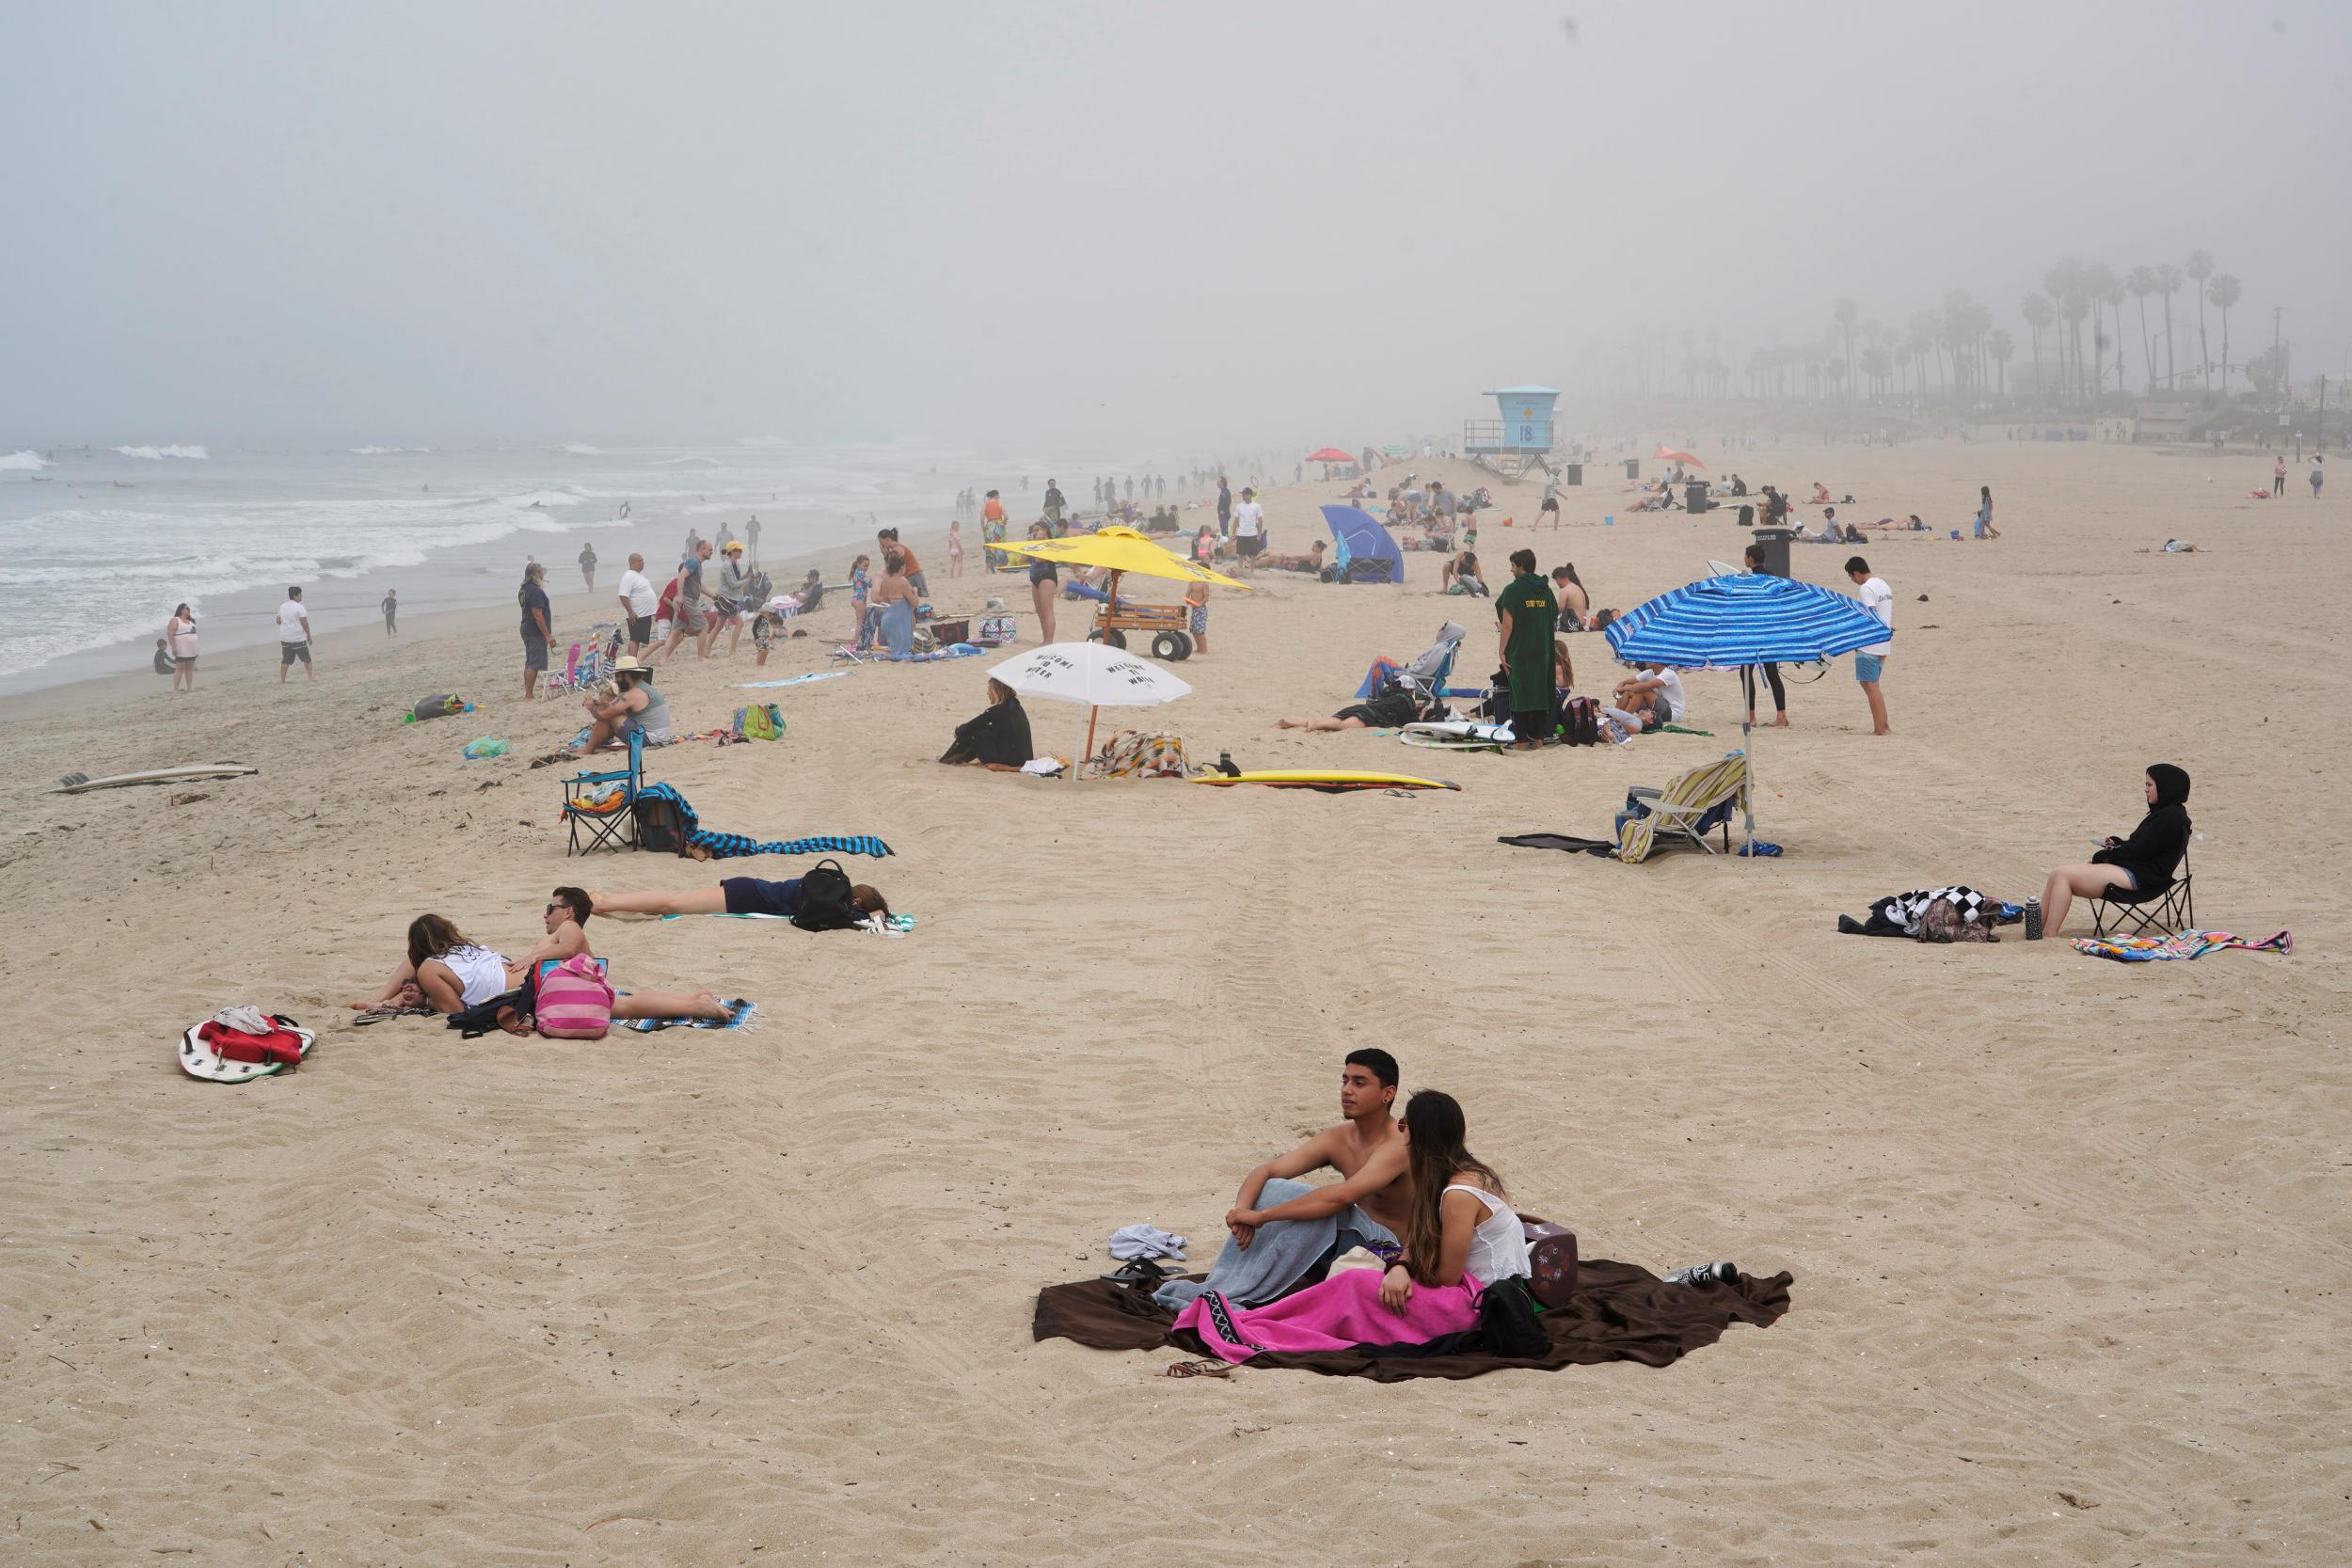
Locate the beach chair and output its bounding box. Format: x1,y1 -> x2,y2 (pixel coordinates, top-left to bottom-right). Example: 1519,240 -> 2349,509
2090,836 -> 2194,938
561,727 -> 644,856
1613,752 -> 1750,864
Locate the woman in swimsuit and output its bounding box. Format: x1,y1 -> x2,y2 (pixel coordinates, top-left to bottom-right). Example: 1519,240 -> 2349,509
588,879 -> 889,919
947,518 -> 965,578
1026,521 -> 1059,643
354,894 -> 730,1019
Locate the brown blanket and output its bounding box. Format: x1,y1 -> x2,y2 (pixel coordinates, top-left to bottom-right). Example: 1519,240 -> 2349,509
1032,1259 -> 1791,1382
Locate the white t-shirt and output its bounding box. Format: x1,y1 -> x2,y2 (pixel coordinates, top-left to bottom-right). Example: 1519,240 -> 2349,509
276,599 -> 309,643
617,568 -> 657,617
1652,669 -> 1687,721
1232,500 -> 1263,539
1855,577 -> 1893,656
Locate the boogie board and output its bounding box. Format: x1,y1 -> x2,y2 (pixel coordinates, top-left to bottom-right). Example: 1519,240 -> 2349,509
1192,768 -> 1459,792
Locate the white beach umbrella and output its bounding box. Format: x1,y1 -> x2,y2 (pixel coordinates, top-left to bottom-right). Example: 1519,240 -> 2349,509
989,641 -> 1192,773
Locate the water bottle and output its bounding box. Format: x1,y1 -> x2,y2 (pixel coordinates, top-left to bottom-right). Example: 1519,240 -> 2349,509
2025,896 -> 2042,942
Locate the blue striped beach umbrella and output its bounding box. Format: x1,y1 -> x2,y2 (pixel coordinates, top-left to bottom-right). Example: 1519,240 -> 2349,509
1603,573 -> 1890,851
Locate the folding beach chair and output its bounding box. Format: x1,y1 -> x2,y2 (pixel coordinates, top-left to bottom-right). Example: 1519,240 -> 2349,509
1613,752 -> 1750,864
2090,835 -> 2194,938
561,727 -> 645,855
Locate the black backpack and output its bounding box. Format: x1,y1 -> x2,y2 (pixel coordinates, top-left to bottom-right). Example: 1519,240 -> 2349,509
633,793 -> 689,855
791,858 -> 862,931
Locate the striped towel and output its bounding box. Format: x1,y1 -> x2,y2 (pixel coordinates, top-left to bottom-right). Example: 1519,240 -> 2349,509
633,783 -> 892,860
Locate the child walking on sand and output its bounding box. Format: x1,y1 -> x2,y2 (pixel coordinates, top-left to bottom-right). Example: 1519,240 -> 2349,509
1184,580 -> 1210,656
948,519 -> 965,578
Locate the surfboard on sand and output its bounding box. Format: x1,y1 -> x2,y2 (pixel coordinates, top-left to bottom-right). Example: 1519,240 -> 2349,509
1191,768 -> 1458,792
53,765 -> 259,794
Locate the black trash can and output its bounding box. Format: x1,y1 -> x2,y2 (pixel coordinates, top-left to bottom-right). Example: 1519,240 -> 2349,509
1685,481 -> 1709,513
1624,458 -> 1640,480
1564,463 -> 1581,486
1749,527 -> 1795,578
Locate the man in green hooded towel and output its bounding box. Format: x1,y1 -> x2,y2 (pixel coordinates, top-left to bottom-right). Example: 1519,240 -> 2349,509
1496,547 -> 1559,750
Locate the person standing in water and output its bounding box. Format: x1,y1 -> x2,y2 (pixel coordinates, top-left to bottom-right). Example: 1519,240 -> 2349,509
745,514 -> 762,562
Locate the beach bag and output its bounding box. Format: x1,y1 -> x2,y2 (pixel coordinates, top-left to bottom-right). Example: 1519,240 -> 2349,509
733,703 -> 786,741
1521,1218 -> 1581,1307
1917,896 -> 1997,943
977,613 -> 1019,646
535,955 -> 613,1038
633,792 -> 690,855
1477,1275 -> 1549,1358
790,858 -> 862,932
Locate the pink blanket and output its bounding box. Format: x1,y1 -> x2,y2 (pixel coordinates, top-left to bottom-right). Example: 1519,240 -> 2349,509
1173,1268 -> 1483,1364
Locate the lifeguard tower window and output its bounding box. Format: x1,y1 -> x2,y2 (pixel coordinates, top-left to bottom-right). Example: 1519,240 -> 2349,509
1464,385 -> 1559,479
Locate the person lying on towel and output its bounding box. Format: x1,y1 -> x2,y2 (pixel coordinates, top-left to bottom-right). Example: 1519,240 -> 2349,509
1154,1051 -> 1411,1312
938,677 -> 1034,769
589,878 -> 889,922
1170,1088 -> 1533,1364
349,888 -> 730,1021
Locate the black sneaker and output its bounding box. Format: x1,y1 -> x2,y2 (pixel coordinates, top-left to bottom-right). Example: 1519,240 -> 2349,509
1663,1261 -> 1738,1287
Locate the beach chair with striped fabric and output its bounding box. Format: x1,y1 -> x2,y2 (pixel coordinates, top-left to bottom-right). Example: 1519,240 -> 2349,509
1613,751 -> 1750,864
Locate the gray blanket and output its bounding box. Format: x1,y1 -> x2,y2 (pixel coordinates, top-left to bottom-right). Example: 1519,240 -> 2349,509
1152,1179 -> 1399,1312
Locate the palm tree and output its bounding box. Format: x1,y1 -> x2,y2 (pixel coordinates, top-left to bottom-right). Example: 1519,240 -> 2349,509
1893,342 -> 1912,398
2155,262 -> 2184,389
2043,260 -> 2082,400
2207,274 -> 2241,394
2089,264 -> 2124,395
1988,328 -> 2014,397
1860,342 -> 1892,400
1835,297 -> 1858,400
2185,250 -> 2214,389
2021,293 -> 2054,399
1907,312 -> 1940,397
2126,266 -> 2158,394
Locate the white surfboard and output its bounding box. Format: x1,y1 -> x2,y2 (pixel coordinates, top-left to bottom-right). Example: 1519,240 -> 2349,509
54,764 -> 258,794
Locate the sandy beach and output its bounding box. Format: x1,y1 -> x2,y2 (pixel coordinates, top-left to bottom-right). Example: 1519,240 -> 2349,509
3,437 -> 2346,1565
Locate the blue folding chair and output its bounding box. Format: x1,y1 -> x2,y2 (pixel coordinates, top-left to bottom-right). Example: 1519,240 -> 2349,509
561,727 -> 644,855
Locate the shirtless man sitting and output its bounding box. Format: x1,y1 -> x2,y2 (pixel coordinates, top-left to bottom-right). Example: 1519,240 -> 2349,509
1153,1050 -> 1411,1311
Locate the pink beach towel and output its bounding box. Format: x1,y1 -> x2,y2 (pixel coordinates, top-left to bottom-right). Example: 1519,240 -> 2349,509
1172,1268 -> 1484,1365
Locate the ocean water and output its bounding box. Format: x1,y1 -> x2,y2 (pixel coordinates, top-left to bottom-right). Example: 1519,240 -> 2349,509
0,439 -> 1097,689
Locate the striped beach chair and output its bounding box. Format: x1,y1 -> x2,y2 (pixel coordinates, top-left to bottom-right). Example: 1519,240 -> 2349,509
1614,752 -> 1750,864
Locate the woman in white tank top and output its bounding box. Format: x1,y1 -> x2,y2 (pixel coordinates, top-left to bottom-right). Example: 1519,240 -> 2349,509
1380,1088 -> 1530,1315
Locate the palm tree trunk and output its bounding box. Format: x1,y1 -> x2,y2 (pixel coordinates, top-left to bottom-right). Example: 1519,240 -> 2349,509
2218,309 -> 2230,395
2161,297 -> 2175,390
2137,296 -> 2152,394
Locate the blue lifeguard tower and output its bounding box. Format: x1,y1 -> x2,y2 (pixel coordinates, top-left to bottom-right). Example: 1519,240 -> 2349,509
1463,385 -> 1559,479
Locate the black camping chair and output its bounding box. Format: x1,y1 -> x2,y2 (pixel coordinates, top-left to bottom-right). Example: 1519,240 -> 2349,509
2090,835 -> 2195,938
561,726 -> 645,855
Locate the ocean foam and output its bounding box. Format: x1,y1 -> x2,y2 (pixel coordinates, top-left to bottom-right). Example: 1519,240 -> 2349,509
0,450 -> 48,471
113,444 -> 211,460
349,445 -> 432,454
653,454 -> 723,467
498,490 -> 588,509
562,443 -> 605,455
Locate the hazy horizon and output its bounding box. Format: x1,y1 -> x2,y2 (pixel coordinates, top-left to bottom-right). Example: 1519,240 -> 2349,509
7,1 -> 2348,451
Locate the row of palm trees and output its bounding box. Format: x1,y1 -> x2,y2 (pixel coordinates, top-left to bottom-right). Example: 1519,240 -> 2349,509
1826,253 -> 2245,408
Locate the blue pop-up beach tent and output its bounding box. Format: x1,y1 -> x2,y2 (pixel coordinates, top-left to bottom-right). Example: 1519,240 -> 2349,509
1318,505 -> 1404,584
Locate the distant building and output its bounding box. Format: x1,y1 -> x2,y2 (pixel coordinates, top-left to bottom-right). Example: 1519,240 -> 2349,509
2135,402 -> 2191,442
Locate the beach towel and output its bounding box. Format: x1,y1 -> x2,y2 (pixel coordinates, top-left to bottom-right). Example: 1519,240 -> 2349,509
1152,1179 -> 1397,1313
615,998 -> 758,1033
1038,1257 -> 1792,1382
737,672 -> 850,689
1497,832 -> 1616,856
1086,728 -> 1190,779
630,783 -> 892,860
2073,928 -> 2293,963
1176,1270 -> 1483,1365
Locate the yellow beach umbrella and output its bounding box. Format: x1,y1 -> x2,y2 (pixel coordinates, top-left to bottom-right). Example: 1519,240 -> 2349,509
988,526 -> 1251,652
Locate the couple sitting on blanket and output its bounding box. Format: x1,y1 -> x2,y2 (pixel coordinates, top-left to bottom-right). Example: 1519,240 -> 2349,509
1155,1050 -> 1533,1363
350,887 -> 732,1023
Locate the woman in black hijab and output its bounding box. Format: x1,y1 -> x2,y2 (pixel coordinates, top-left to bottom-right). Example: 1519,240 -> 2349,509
2037,764 -> 2191,937
939,677 -> 1033,770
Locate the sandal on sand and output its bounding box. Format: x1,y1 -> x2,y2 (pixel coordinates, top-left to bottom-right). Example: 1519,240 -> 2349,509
354,1005 -> 436,1026
1165,1360 -> 1231,1380
1101,1258 -> 1172,1286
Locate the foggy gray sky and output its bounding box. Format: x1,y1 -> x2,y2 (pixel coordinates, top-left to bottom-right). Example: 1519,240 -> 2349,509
7,1 -> 2348,450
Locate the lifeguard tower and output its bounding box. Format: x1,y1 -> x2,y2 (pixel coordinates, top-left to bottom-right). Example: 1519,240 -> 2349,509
1462,385 -> 1558,479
